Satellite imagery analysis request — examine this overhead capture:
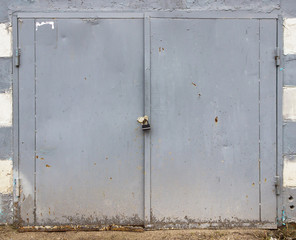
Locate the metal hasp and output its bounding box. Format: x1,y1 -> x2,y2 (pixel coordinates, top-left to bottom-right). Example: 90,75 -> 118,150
137,115 -> 151,131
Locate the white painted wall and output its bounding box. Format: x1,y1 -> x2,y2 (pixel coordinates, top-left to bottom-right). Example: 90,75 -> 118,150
0,23 -> 12,58
284,156 -> 296,188
0,159 -> 13,194
284,18 -> 296,55
283,87 -> 296,121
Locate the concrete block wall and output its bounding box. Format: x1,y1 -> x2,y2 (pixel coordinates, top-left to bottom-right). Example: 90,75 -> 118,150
282,17 -> 296,223
0,21 -> 13,224
0,0 -> 295,225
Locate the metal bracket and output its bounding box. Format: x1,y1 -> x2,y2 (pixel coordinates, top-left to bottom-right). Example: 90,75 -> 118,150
15,48 -> 21,67
275,47 -> 280,67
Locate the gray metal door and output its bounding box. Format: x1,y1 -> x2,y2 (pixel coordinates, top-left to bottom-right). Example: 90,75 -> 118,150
16,15 -> 278,228
17,17 -> 145,226
149,18 -> 277,227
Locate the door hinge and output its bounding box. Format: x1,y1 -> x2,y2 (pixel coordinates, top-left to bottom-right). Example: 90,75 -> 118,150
15,48 -> 21,67
274,175 -> 280,196
275,47 -> 281,67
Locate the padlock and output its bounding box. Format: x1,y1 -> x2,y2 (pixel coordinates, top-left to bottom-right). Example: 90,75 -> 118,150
137,115 -> 151,131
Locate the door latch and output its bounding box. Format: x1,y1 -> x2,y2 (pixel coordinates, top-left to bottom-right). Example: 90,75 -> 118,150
137,115 -> 151,131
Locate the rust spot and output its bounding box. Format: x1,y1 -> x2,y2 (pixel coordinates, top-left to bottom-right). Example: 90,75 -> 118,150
246,195 -> 248,198
45,164 -> 51,168
49,208 -> 51,215
192,82 -> 197,87
215,116 -> 218,123
159,47 -> 161,52
109,177 -> 112,180
40,157 -> 44,160
106,157 -> 108,160
264,178 -> 267,183
84,77 -> 87,80
198,93 -> 201,97
36,156 -> 38,159
162,47 -> 164,51
252,183 -> 255,186
94,163 -> 96,165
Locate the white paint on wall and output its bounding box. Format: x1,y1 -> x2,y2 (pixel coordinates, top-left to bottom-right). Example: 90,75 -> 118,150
284,156 -> 296,187
284,18 -> 296,55
0,160 -> 13,194
0,23 -> 12,58
36,21 -> 55,31
283,87 -> 296,121
0,90 -> 12,127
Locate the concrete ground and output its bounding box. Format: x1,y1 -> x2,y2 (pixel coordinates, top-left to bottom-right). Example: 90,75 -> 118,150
1,225 -> 296,240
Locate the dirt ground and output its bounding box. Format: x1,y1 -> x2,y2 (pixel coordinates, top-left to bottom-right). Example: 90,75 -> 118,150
1,225 -> 296,240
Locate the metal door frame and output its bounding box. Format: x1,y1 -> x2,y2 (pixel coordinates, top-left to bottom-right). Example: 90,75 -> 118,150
12,11 -> 282,228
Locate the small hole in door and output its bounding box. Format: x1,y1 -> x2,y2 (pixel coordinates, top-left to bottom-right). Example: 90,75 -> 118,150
290,205 -> 295,210
289,195 -> 294,201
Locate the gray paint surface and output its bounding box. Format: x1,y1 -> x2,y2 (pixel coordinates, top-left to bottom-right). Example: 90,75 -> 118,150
150,18 -> 276,225
284,55 -> 296,86
18,18 -> 35,225
0,127 -> 12,159
19,18 -> 145,225
0,193 -> 13,224
283,122 -> 296,155
15,15 -> 278,227
0,58 -> 12,92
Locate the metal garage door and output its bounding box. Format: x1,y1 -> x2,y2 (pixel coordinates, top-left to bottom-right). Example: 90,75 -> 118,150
17,16 -> 145,226
15,14 -> 278,228
149,18 -> 277,228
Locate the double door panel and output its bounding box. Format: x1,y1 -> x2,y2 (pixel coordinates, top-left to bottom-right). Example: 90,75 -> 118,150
17,16 -> 277,227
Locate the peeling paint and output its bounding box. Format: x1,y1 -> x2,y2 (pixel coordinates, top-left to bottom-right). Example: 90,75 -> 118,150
0,160 -> 13,194
284,18 -> 296,55
36,21 -> 55,31
283,87 -> 296,121
284,155 -> 296,187
0,23 -> 11,57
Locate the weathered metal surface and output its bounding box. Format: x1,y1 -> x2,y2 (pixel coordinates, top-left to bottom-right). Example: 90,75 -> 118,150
18,18 -> 36,226
16,14 -> 279,228
18,18 -> 145,226
149,18 -> 277,226
259,19 -> 277,222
